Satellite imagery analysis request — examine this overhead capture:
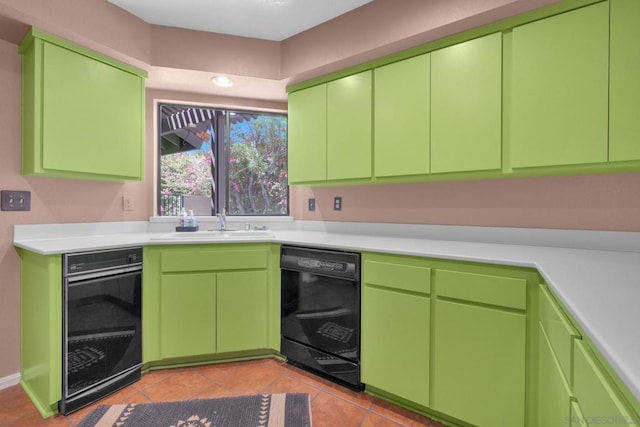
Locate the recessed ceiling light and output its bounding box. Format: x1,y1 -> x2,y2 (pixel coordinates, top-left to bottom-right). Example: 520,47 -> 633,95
212,75 -> 233,87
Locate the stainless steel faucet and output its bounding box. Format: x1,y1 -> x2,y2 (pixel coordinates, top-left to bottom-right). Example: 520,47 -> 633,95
217,208 -> 227,231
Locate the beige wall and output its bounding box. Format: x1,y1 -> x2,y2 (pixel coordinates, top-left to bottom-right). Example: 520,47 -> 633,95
0,38 -> 149,379
0,0 -> 639,381
290,174 -> 640,231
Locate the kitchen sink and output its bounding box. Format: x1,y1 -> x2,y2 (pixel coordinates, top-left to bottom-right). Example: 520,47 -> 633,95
150,229 -> 274,240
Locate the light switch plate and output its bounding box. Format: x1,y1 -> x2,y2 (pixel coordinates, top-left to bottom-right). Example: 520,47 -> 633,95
1,190 -> 31,211
308,198 -> 316,211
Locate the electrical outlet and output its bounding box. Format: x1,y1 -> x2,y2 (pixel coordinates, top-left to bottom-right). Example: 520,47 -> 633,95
1,190 -> 31,211
334,196 -> 342,211
122,196 -> 134,211
308,198 -> 316,211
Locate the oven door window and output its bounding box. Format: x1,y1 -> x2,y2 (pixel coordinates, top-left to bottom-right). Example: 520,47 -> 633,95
65,271 -> 141,397
281,270 -> 359,362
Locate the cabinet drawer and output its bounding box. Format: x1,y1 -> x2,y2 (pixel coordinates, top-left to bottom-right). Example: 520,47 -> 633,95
363,260 -> 431,294
161,248 -> 268,273
436,269 -> 526,310
539,284 -> 580,383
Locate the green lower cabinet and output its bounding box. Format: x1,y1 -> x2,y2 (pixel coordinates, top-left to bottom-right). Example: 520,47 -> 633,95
573,340 -> 636,426
361,253 -> 432,406
361,285 -> 430,407
143,244 -> 280,364
570,400 -> 586,427
18,250 -> 62,418
217,271 -> 269,353
160,273 -> 217,359
538,323 -> 573,427
432,299 -> 526,426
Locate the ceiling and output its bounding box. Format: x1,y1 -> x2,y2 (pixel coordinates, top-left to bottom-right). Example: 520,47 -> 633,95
107,0 -> 374,41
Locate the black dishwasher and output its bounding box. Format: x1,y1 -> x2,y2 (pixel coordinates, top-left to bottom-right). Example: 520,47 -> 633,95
60,247 -> 142,414
280,246 -> 362,390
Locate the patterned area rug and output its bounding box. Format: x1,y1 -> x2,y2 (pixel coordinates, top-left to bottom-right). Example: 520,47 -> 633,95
77,393 -> 312,427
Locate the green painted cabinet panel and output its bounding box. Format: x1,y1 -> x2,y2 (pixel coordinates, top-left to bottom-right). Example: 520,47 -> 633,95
539,285 -> 580,383
217,271 -> 269,353
19,250 -> 62,418
19,29 -> 146,181
143,244 -> 280,364
538,323 -> 572,427
160,273 -> 217,359
573,340 -> 635,426
431,33 -> 502,173
374,54 -> 430,177
361,285 -> 430,406
510,3 -> 609,168
327,71 -> 372,180
160,248 -> 268,273
433,299 -> 526,426
609,0 -> 640,162
362,260 -> 431,294
570,400 -> 586,427
436,268 -> 526,310
287,85 -> 327,183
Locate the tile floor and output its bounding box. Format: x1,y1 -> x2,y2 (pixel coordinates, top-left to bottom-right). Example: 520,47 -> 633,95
0,358 -> 446,426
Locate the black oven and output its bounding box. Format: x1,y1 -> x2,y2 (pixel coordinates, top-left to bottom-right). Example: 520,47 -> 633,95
60,247 -> 143,414
280,246 -> 362,389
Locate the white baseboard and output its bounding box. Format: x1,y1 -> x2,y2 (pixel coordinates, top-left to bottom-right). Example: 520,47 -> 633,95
0,372 -> 20,390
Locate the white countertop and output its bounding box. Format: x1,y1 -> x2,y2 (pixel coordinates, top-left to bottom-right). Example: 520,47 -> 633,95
12,220 -> 640,403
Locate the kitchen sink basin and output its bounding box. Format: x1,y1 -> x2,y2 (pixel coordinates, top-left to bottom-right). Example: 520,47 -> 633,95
151,229 -> 274,240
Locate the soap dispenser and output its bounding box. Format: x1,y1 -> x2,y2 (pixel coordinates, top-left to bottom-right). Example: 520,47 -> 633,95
179,207 -> 188,227
188,210 -> 197,228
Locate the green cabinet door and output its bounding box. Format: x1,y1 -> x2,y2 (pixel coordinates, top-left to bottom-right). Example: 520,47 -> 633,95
327,71 -> 372,180
287,84 -> 327,183
573,340 -> 635,426
217,270 -> 269,353
20,30 -> 146,181
610,0 -> 640,162
361,285 -> 430,406
433,299 -> 526,426
510,3 -> 609,168
431,33 -> 502,173
374,54 -> 430,178
538,323 -> 572,427
160,273 -> 216,359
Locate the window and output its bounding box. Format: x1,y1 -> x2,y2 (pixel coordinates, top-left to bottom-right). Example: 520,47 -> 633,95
158,103 -> 288,216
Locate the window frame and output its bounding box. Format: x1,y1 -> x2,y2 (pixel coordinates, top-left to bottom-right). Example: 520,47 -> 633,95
156,102 -> 289,218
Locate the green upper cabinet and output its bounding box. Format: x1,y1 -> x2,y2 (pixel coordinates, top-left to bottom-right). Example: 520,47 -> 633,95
609,0 -> 640,162
19,29 -> 147,181
374,54 -> 430,178
327,71 -> 372,180
431,33 -> 502,173
287,84 -> 327,183
510,3 -> 609,169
